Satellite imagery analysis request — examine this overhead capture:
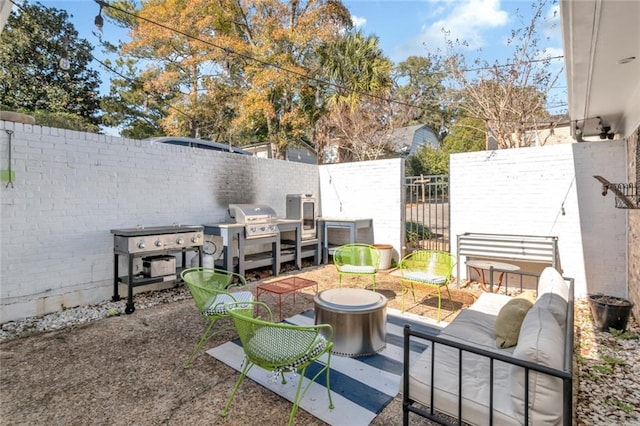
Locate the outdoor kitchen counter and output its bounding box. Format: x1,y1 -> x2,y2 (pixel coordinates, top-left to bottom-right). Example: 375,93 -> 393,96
203,220 -> 303,276
317,218 -> 373,264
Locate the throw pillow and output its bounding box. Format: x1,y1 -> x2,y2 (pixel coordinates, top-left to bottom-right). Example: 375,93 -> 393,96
495,298 -> 534,348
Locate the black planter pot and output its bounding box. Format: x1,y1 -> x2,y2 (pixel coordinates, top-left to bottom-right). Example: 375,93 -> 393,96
588,294 -> 634,332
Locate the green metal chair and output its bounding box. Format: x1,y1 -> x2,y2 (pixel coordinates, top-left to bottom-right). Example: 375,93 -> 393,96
332,243 -> 381,291
399,250 -> 456,322
180,267 -> 253,369
221,301 -> 334,426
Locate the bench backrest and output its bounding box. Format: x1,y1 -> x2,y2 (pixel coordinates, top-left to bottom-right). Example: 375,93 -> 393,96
457,233 -> 559,283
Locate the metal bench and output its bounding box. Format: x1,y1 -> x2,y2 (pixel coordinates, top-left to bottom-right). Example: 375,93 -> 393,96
456,233 -> 559,288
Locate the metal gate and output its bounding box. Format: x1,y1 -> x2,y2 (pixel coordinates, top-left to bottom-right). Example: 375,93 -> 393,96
404,174 -> 449,252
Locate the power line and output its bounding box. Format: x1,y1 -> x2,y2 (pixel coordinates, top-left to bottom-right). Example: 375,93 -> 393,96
94,0 -> 566,125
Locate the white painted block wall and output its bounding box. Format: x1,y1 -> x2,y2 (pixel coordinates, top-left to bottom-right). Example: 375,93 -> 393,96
450,141 -> 627,298
319,159 -> 404,264
0,122 -> 319,322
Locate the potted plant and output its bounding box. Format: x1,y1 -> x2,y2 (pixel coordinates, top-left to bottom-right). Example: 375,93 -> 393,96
588,294 -> 634,332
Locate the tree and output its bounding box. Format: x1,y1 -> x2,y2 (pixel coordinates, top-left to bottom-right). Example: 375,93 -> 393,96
0,2 -> 102,131
217,0 -> 353,158
439,0 -> 561,149
392,55 -> 450,134
114,0 -> 228,138
104,0 -> 352,152
442,116 -> 486,154
315,30 -> 394,162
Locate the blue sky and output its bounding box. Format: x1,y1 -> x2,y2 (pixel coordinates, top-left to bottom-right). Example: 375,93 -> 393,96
43,0 -> 566,113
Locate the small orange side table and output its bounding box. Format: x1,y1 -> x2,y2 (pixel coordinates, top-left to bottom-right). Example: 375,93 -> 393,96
256,276 -> 318,321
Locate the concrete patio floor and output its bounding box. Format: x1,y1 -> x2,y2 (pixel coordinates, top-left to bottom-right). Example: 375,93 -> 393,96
1,263 -> 638,425
0,264 -> 473,425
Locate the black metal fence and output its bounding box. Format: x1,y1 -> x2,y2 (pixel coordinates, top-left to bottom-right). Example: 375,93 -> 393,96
404,174 -> 449,252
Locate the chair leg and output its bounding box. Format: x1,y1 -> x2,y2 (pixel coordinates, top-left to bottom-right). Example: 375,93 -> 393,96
371,275 -> 376,292
289,367 -> 307,425
184,317 -> 231,369
445,285 -> 455,311
288,357 -> 335,425
221,361 -> 253,418
400,282 -> 416,313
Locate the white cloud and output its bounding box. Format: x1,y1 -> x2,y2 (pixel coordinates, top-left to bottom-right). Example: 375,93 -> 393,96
393,0 -> 509,61
351,15 -> 367,29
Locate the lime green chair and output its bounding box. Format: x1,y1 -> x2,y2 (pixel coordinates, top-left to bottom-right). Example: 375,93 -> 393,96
399,250 -> 456,322
180,267 -> 253,369
221,301 -> 334,426
333,243 -> 381,291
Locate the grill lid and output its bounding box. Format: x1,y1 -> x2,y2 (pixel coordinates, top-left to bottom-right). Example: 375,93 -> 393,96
227,204 -> 277,224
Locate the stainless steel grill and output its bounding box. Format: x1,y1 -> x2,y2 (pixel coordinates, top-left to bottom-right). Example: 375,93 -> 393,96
227,204 -> 279,239
111,225 -> 204,314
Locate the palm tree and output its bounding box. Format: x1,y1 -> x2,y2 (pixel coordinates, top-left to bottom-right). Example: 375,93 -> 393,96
315,31 -> 394,162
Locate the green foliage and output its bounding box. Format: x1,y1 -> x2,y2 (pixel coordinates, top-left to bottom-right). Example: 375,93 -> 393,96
608,328 -> 639,340
442,116 -> 486,153
606,398 -> 634,414
0,2 -> 102,127
31,111 -> 100,133
601,355 -> 626,366
406,221 -> 432,244
393,55 -> 450,131
406,145 -> 448,176
592,364 -> 613,375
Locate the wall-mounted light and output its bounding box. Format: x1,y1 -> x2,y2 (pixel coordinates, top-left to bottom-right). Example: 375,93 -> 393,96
597,117 -> 614,140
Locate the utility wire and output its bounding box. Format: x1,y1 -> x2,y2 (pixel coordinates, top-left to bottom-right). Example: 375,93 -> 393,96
94,0 -> 567,126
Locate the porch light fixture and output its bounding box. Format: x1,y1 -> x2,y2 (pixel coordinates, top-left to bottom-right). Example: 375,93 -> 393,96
597,117 -> 614,140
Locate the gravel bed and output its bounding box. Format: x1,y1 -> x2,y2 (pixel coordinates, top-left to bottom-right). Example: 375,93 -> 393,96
0,286 -> 193,342
1,280 -> 638,424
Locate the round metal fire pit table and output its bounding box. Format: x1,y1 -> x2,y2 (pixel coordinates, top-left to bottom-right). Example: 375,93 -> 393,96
314,287 -> 388,357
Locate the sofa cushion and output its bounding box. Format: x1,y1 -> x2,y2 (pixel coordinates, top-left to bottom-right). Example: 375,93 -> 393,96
535,267 -> 569,328
510,305 -> 565,425
440,292 -> 513,351
495,297 -> 533,349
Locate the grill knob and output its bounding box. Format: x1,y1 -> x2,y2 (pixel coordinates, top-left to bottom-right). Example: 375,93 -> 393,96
137,241 -> 146,249
176,238 -> 184,245
155,239 -> 163,247
191,235 -> 200,243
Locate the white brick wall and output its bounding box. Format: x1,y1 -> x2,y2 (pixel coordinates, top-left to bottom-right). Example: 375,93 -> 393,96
450,141 -> 627,298
319,159 -> 404,263
2,119 -> 627,321
0,122 -> 320,322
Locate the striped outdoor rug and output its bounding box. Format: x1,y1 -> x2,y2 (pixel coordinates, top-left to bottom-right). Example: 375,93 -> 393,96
207,308 -> 443,426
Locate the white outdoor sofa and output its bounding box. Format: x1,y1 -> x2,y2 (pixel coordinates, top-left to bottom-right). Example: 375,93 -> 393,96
402,267 -> 574,425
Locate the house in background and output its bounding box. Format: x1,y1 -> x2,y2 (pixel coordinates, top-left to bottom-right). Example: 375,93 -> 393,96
386,124 -> 440,156
243,140 -> 318,164
486,115 -> 574,149
560,0 -> 640,318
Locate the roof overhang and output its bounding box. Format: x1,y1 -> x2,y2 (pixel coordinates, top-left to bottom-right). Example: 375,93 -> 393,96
560,0 -> 640,139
